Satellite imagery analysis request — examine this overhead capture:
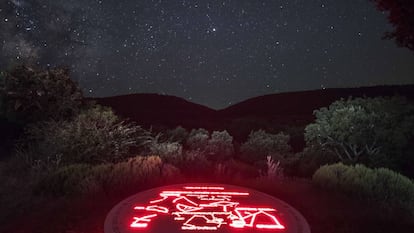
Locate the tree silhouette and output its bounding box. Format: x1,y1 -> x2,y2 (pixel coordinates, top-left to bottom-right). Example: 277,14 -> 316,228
371,0 -> 414,51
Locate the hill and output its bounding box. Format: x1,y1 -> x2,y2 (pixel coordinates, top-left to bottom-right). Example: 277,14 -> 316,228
220,84 -> 414,118
92,85 -> 414,149
91,93 -> 218,129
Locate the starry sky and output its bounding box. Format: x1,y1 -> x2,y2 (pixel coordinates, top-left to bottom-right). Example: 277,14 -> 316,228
1,0 -> 413,109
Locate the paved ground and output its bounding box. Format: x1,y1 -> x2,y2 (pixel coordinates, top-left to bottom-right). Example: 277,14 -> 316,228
104,183 -> 310,233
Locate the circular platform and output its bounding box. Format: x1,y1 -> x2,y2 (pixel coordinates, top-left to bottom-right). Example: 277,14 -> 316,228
104,183 -> 310,233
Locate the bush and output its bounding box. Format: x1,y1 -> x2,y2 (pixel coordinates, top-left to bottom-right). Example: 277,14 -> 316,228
175,150 -> 212,177
305,96 -> 414,170
0,65 -> 83,124
313,163 -> 414,215
185,128 -> 209,151
217,159 -> 259,179
150,141 -> 183,164
17,105 -> 149,167
205,130 -> 234,161
240,130 -> 292,164
289,145 -> 339,177
164,126 -> 189,144
35,156 -> 179,196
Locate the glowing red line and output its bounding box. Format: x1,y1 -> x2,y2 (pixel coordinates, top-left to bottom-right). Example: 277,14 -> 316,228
184,186 -> 225,190
129,186 -> 286,231
172,196 -> 198,206
146,205 -> 169,213
149,196 -> 168,204
130,214 -> 157,228
176,204 -> 204,212
256,224 -> 285,229
236,207 -> 276,211
162,191 -> 249,196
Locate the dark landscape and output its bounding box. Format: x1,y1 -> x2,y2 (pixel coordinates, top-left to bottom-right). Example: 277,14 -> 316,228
1,0 -> 414,233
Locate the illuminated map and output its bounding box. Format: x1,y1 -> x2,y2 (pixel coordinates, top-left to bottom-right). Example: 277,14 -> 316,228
129,186 -> 285,231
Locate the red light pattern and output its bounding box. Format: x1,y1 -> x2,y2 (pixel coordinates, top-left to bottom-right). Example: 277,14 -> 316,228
129,186 -> 285,231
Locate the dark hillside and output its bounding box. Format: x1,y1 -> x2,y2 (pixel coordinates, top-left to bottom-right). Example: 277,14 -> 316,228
219,85 -> 414,118
92,93 -> 219,129
92,85 -> 414,150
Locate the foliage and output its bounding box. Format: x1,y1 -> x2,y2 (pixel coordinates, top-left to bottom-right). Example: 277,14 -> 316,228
240,129 -> 292,164
17,105 -> 150,167
213,159 -> 259,180
35,156 -> 179,196
150,141 -> 183,164
305,96 -> 414,169
371,0 -> 414,51
313,163 -> 414,216
185,128 -> 209,151
261,156 -> 284,180
289,145 -> 339,177
205,130 -> 234,161
178,149 -> 212,176
164,126 -> 189,143
0,65 -> 83,124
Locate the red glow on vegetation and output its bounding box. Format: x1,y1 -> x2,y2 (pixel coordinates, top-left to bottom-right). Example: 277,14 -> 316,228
129,186 -> 285,231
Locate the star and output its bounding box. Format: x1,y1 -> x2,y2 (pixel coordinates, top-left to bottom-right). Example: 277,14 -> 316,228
0,0 -> 412,109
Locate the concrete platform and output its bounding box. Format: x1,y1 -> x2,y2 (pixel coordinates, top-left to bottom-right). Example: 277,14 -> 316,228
105,183 -> 311,233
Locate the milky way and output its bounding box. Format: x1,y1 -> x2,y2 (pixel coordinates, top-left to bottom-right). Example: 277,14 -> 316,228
1,0 -> 413,108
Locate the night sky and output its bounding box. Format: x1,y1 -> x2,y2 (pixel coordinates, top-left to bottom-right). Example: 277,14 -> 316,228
1,0 -> 413,109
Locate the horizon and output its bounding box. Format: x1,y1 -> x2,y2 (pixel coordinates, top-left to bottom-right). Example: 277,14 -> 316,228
93,83 -> 414,110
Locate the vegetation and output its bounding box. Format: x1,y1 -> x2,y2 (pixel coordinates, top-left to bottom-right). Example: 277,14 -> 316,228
35,156 -> 179,196
1,65 -> 413,233
164,126 -> 189,143
205,130 -> 234,161
16,105 -> 150,168
0,65 -> 83,124
371,0 -> 414,51
240,129 -> 291,164
305,97 -> 414,170
185,128 -> 209,151
313,163 -> 414,216
291,145 -> 339,177
150,140 -> 183,164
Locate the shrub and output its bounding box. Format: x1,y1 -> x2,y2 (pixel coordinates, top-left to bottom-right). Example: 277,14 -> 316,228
164,126 -> 189,143
240,130 -> 292,164
176,149 -> 212,177
17,105 -> 149,166
205,130 -> 234,161
150,141 -> 183,164
262,156 -> 284,180
226,159 -> 260,178
313,163 -> 414,215
0,65 -> 83,124
305,96 -> 414,169
185,128 -> 209,151
35,156 -> 179,196
289,145 -> 339,177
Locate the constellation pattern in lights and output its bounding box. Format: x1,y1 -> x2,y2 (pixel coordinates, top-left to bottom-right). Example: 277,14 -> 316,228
129,186 -> 285,231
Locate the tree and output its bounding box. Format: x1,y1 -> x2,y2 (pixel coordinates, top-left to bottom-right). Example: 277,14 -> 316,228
185,128 -> 210,151
0,65 -> 83,124
240,130 -> 291,164
164,126 -> 189,143
371,0 -> 414,51
205,130 -> 234,161
305,96 -> 414,168
18,105 -> 149,167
